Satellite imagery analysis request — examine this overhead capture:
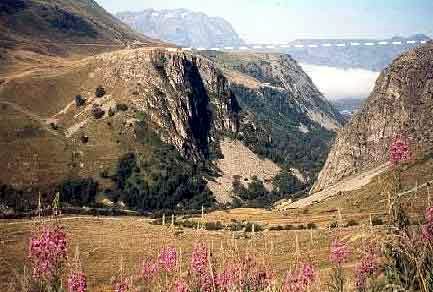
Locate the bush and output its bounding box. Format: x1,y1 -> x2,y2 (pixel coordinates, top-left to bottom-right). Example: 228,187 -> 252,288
204,221 -> 224,231
92,107 -> 105,119
307,223 -> 318,229
371,217 -> 384,226
75,95 -> 85,106
95,86 -> 106,98
244,222 -> 263,232
116,103 -> 128,111
108,108 -> 115,117
80,135 -> 89,144
269,225 -> 284,231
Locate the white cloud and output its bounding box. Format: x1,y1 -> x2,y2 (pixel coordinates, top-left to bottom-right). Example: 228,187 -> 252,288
300,63 -> 380,99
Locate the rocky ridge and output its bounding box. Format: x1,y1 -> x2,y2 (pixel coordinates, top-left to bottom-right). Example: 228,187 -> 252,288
311,42 -> 433,194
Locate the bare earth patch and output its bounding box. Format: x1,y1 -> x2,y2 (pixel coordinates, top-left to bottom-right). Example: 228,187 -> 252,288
207,138 -> 281,203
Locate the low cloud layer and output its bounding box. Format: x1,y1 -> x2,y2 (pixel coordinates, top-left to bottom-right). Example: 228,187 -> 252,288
300,64 -> 380,100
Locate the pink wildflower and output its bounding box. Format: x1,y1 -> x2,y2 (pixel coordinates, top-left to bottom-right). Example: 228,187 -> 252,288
158,246 -> 177,272
330,240 -> 350,265
173,279 -> 190,292
389,135 -> 410,165
28,225 -> 67,280
232,256 -> 273,291
283,263 -> 315,292
216,265 -> 236,291
141,258 -> 159,282
421,207 -> 433,241
191,243 -> 209,274
67,271 -> 87,292
198,272 -> 214,292
113,279 -> 129,292
425,207 -> 433,223
355,246 -> 379,291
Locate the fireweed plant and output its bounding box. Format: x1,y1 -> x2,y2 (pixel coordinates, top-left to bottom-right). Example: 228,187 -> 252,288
28,222 -> 68,290
327,239 -> 351,292
67,246 -> 87,292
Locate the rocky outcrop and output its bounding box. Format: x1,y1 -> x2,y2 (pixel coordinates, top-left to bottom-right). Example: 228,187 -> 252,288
311,42 -> 433,193
116,9 -> 244,49
87,49 -> 240,160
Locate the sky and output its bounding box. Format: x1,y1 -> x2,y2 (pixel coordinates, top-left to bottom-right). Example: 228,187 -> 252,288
97,0 -> 433,43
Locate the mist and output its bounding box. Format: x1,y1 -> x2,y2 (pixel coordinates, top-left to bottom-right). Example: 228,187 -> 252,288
300,63 -> 380,100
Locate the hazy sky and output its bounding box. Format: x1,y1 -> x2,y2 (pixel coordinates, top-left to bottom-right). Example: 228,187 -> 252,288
97,0 -> 433,43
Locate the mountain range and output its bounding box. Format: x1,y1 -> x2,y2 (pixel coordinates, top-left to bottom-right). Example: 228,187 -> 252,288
281,34 -> 432,71
116,9 -> 244,49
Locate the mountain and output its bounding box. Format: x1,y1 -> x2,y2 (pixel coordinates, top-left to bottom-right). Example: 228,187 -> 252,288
0,47 -> 343,211
0,0 -> 344,212
0,0 -> 164,74
310,41 -> 433,194
284,34 -> 431,71
116,9 -> 244,49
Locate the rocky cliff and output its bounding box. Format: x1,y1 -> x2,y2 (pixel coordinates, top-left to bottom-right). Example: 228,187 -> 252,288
116,9 -> 244,49
311,42 -> 433,193
88,49 -> 241,161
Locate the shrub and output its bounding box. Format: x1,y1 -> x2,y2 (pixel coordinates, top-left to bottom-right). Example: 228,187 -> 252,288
116,103 -> 128,111
92,107 -> 105,119
75,95 -> 85,106
244,222 -> 263,232
95,86 -> 106,98
80,135 -> 89,144
204,221 -> 224,231
371,217 -> 384,226
108,108 -> 115,117
269,225 -> 283,231
307,222 -> 318,229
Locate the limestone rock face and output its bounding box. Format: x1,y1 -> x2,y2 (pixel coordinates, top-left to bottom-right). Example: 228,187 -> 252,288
91,49 -> 240,161
311,43 -> 433,193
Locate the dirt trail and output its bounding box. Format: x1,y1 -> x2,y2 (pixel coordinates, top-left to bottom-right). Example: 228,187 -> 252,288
277,164 -> 390,210
0,100 -> 65,139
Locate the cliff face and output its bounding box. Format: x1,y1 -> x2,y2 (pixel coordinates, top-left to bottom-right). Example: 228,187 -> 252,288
89,49 -> 240,161
311,42 -> 433,193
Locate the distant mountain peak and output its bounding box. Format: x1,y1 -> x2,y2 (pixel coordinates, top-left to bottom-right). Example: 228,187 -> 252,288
116,8 -> 244,48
